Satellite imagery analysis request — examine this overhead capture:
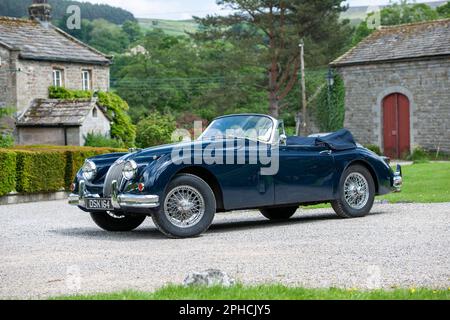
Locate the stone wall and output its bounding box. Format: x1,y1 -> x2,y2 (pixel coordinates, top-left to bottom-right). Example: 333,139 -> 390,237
0,47 -> 17,110
337,57 -> 450,153
17,127 -> 67,145
15,59 -> 109,113
79,105 -> 111,145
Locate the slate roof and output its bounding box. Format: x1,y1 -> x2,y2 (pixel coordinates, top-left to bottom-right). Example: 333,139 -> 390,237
331,19 -> 450,67
0,17 -> 111,65
16,99 -> 107,127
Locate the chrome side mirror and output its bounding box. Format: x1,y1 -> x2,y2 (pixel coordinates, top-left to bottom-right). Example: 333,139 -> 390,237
280,134 -> 287,146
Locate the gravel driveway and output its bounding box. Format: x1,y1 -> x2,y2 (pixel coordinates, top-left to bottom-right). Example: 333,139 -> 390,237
1,201 -> 449,299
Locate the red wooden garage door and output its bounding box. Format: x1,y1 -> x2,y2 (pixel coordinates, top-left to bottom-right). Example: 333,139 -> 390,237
383,93 -> 411,159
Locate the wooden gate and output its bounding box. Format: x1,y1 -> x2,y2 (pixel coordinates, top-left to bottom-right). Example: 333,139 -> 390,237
382,93 -> 411,159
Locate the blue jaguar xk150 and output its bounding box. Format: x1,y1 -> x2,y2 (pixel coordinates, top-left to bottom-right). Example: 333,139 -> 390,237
69,114 -> 403,238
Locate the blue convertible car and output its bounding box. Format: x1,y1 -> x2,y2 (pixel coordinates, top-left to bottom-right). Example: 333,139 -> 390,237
69,114 -> 402,238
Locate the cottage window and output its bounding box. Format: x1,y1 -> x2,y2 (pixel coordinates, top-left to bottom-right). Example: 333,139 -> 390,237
82,70 -> 91,91
52,69 -> 63,87
92,108 -> 98,118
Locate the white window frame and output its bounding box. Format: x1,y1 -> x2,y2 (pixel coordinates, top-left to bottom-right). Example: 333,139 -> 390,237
52,69 -> 63,87
82,70 -> 91,91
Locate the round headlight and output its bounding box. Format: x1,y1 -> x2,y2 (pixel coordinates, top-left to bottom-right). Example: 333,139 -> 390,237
122,160 -> 138,181
82,160 -> 97,181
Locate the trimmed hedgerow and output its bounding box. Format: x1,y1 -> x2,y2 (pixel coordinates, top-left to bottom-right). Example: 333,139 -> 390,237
15,150 -> 67,193
0,150 -> 16,196
0,146 -> 127,194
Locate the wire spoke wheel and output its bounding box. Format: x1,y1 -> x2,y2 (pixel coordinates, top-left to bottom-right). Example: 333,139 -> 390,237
344,172 -> 370,210
164,185 -> 205,228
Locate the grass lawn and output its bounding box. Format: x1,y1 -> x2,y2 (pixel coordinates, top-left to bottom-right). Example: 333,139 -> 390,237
380,162 -> 450,203
55,285 -> 449,300
303,162 -> 450,209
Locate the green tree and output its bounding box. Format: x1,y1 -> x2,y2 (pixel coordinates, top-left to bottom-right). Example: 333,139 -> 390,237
194,0 -> 351,118
135,113 -> 177,148
122,21 -> 143,44
113,30 -> 203,122
437,1 -> 450,18
352,1 -> 442,46
88,19 -> 130,54
381,1 -> 438,25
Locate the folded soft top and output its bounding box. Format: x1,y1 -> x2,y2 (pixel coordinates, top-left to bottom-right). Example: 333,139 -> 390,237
286,129 -> 357,151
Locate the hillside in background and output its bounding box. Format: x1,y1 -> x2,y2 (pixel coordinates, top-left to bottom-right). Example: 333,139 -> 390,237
138,1 -> 448,33
0,0 -> 135,24
341,0 -> 447,24
138,18 -> 199,36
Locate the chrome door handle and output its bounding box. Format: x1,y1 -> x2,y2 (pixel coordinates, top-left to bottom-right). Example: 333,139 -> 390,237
320,150 -> 332,155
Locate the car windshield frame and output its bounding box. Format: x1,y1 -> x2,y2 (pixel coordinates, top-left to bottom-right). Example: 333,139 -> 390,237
199,114 -> 277,144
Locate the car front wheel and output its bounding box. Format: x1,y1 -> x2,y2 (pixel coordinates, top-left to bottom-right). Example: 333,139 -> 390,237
151,174 -> 216,238
90,212 -> 146,232
331,164 -> 375,218
260,206 -> 298,220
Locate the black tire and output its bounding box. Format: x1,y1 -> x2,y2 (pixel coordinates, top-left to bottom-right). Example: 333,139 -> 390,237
331,164 -> 375,218
151,174 -> 216,238
260,206 -> 298,220
90,212 -> 146,232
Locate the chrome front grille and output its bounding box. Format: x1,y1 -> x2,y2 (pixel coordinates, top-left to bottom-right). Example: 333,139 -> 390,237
103,161 -> 125,197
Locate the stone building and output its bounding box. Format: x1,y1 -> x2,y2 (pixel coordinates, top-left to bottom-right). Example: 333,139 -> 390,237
16,99 -> 111,146
331,19 -> 450,158
0,0 -> 112,145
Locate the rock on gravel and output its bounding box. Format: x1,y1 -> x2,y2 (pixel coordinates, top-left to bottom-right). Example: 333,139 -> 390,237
183,269 -> 235,287
0,201 -> 449,299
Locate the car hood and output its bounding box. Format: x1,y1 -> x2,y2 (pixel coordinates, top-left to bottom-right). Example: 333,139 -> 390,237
124,140 -> 212,164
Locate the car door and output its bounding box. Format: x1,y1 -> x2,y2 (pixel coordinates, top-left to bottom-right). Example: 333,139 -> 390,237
274,144 -> 336,205
212,139 -> 275,210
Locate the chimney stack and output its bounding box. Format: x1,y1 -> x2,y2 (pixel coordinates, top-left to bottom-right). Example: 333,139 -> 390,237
29,0 -> 52,22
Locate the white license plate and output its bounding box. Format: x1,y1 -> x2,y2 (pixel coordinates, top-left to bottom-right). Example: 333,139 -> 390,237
85,198 -> 113,210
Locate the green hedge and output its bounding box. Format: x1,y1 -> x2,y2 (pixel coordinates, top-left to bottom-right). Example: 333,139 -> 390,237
0,146 -> 126,196
0,150 -> 16,196
15,150 -> 67,193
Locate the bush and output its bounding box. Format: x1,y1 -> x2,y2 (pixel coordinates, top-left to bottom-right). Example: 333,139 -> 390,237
365,145 -> 382,156
84,133 -> 125,149
409,146 -> 430,164
48,86 -> 93,100
15,150 -> 67,193
97,92 -> 136,148
0,134 -> 14,148
136,113 -> 177,148
0,150 -> 16,196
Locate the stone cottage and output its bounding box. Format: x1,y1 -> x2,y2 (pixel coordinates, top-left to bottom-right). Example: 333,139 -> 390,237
0,0 -> 112,145
331,19 -> 450,158
16,99 -> 111,146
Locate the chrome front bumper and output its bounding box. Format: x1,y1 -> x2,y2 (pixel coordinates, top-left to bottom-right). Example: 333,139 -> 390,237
68,180 -> 160,210
393,164 -> 403,192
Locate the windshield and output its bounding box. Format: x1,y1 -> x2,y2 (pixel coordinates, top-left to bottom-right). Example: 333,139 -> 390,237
201,115 -> 274,143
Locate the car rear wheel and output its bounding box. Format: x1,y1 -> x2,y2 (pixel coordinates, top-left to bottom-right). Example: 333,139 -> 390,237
90,212 -> 146,232
151,174 -> 216,238
331,164 -> 375,218
260,206 -> 298,220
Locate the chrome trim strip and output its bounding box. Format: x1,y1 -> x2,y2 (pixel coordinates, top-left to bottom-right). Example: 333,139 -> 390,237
111,180 -> 120,209
118,194 -> 160,209
78,180 -> 86,206
393,164 -> 403,193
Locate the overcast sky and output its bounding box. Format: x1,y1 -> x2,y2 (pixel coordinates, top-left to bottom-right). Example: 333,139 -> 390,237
82,0 -> 442,20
